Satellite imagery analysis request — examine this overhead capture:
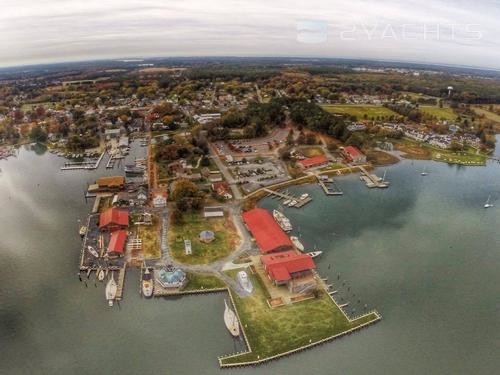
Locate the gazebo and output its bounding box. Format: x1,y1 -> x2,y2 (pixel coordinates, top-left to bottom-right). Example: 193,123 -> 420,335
199,230 -> 215,243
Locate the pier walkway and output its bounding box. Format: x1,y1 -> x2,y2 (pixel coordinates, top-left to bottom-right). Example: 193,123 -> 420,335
358,166 -> 389,188
262,188 -> 312,208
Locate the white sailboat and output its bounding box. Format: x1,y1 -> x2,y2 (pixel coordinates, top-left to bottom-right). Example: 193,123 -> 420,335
106,272 -> 118,307
290,236 -> 305,252
223,299 -> 240,337
97,267 -> 105,281
484,195 -> 494,209
420,167 -> 429,176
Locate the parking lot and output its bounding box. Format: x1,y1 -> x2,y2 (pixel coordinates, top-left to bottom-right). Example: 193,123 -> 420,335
228,158 -> 289,193
213,126 -> 290,158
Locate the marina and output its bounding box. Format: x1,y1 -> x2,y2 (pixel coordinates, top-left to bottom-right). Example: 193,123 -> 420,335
317,176 -> 344,195
263,187 -> 313,208
358,166 -> 390,188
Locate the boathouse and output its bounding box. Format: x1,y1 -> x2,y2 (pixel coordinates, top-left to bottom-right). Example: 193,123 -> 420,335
242,208 -> 293,254
297,155 -> 329,169
107,230 -> 127,257
88,176 -> 125,193
342,146 -> 366,164
99,207 -> 129,232
261,250 -> 317,294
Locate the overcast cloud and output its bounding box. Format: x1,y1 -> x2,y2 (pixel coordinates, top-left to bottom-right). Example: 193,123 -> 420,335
1,0 -> 500,68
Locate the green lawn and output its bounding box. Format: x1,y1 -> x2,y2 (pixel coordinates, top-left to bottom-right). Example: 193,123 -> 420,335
299,146 -> 325,158
472,106 -> 500,123
184,272 -> 226,291
169,212 -> 238,264
321,104 -> 396,120
419,106 -> 457,121
220,272 -> 379,365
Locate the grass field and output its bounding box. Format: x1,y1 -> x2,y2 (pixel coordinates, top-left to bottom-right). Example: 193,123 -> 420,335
21,102 -> 58,111
220,271 -> 379,365
136,223 -> 161,259
321,104 -> 396,120
298,146 -> 325,158
472,106 -> 500,123
169,212 -> 238,264
395,139 -> 486,165
419,106 -> 457,121
184,272 -> 226,291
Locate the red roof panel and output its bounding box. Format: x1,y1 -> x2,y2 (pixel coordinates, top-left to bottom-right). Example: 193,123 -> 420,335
99,208 -> 129,229
344,146 -> 362,157
298,155 -> 328,168
261,250 -> 316,282
107,230 -> 127,254
242,208 -> 293,254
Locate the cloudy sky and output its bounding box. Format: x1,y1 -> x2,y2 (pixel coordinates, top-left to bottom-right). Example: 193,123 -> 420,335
1,0 -> 500,68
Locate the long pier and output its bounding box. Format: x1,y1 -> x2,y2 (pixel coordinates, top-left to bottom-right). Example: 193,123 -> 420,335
61,151 -> 106,171
317,176 -> 343,196
262,188 -> 312,208
115,266 -> 127,300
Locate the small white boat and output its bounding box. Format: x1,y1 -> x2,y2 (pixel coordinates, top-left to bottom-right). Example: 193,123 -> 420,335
223,299 -> 240,337
484,195 -> 494,209
288,200 -> 297,207
87,246 -> 99,258
106,272 -> 118,307
142,268 -> 154,298
79,225 -> 87,237
300,193 -> 309,200
420,167 -> 429,176
307,251 -> 323,258
97,268 -> 105,282
273,209 -> 292,231
283,199 -> 291,205
290,236 -> 305,252
237,271 -> 253,294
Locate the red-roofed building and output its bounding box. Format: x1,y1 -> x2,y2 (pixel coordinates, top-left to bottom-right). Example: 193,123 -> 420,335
107,230 -> 127,257
297,155 -> 329,169
342,146 -> 366,164
242,208 -> 293,254
99,208 -> 129,232
261,251 -> 317,293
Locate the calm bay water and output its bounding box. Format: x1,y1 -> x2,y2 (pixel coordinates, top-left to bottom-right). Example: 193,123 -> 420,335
1,141 -> 499,374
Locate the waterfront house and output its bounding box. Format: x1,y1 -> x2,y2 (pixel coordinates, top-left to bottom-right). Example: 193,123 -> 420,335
242,208 -> 294,254
261,250 -> 317,294
107,230 -> 127,257
342,146 -> 366,164
99,207 -> 129,232
297,155 -> 329,170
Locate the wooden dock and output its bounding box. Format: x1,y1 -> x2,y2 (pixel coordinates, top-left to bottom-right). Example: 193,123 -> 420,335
358,166 -> 389,188
317,177 -> 343,196
60,151 -> 106,171
262,188 -> 312,208
115,266 -> 127,300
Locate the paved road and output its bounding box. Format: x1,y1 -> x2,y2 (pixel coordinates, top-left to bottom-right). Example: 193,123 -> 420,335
209,144 -> 243,200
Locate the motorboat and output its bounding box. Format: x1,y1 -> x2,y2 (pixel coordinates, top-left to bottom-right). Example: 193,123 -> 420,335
223,299 -> 240,337
420,167 -> 429,176
290,236 -> 305,252
142,267 -> 154,298
97,268 -> 105,282
79,225 -> 87,237
307,251 -> 323,258
106,272 -> 118,307
299,193 -> 309,200
273,209 -> 292,231
237,271 -> 253,294
87,246 -> 99,258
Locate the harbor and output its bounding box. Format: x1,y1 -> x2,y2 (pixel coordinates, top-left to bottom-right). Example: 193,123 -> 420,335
358,166 -> 390,188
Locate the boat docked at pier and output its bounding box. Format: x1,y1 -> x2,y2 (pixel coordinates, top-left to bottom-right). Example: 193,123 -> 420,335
237,271 -> 253,294
105,272 -> 118,307
79,225 -> 87,238
307,251 -> 323,258
87,246 -> 99,258
142,267 -> 154,298
124,164 -> 145,176
97,268 -> 105,281
273,209 -> 292,232
290,236 -> 305,252
223,299 -> 240,337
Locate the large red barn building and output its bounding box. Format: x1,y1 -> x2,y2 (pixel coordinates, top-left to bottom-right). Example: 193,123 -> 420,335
107,230 -> 127,257
261,251 -> 317,293
242,208 -> 293,254
297,155 -> 329,169
99,208 -> 129,232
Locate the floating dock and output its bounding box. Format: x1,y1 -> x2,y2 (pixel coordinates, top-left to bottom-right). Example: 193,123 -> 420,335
358,166 -> 389,189
317,177 -> 343,195
61,151 -> 106,171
